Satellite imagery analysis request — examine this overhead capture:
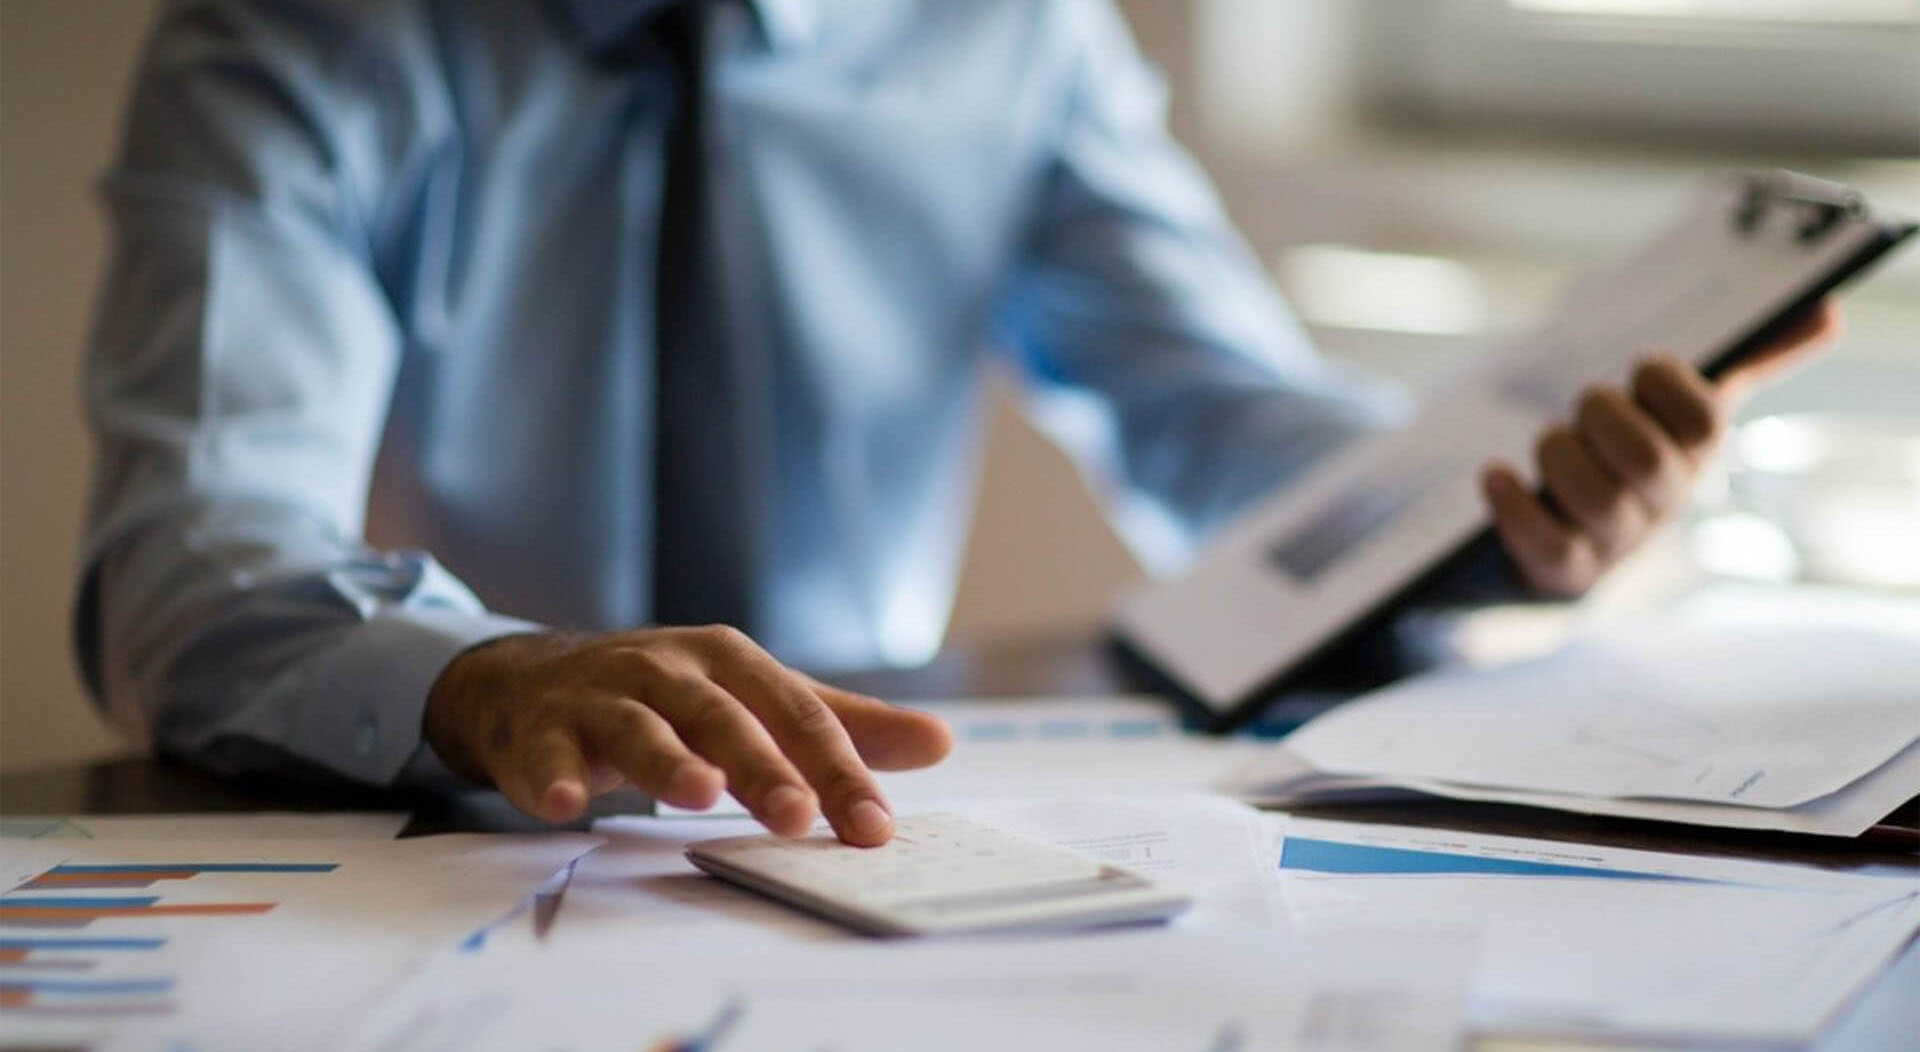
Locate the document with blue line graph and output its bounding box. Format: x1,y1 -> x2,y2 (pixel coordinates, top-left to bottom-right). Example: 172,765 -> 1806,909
1272,816 -> 1920,1043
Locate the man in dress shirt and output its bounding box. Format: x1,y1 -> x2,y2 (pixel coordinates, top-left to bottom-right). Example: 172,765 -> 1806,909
78,0 -> 1836,844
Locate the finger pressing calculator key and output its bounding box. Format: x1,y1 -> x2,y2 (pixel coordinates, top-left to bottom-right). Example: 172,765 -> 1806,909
685,813 -> 1192,936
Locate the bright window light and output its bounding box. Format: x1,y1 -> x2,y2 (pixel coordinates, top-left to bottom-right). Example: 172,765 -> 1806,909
1509,0 -> 1920,23
1275,245 -> 1489,336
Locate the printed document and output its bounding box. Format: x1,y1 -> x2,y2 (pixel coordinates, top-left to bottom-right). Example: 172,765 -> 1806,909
1284,623 -> 1920,808
1272,817 -> 1920,1043
344,798 -> 1468,1052
0,834 -> 599,1052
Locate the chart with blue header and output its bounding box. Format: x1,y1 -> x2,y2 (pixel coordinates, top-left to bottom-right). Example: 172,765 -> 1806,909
1268,817 -> 1823,891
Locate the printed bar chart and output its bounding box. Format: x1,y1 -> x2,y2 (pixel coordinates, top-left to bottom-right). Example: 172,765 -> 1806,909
21,862 -> 338,890
0,896 -> 275,928
0,936 -> 167,972
1,857 -> 338,1022
0,937 -> 168,953
0,976 -> 177,1017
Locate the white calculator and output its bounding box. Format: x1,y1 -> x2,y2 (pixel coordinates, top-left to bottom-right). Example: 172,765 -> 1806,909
685,813 -> 1192,936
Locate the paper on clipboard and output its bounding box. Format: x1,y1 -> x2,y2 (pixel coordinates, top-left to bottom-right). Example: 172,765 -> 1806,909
1114,171 -> 1916,724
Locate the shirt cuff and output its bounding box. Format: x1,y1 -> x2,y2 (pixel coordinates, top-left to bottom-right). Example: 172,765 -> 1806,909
284,606 -> 540,788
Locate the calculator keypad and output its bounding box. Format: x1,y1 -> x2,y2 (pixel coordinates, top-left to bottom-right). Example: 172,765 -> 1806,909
695,814 -> 1105,906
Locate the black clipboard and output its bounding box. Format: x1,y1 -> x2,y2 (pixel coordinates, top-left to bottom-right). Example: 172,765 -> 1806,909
1113,171 -> 1916,733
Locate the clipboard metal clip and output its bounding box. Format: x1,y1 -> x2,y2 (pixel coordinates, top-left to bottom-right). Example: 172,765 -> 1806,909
1734,172 -> 1866,243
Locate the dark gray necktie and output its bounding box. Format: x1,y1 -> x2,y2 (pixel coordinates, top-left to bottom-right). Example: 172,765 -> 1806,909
647,2 -> 761,630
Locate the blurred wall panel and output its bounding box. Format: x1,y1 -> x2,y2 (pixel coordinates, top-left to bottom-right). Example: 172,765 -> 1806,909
0,0 -> 161,772
945,370 -> 1146,650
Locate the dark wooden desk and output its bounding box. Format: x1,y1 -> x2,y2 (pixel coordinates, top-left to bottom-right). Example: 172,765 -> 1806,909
3,636 -> 1914,1050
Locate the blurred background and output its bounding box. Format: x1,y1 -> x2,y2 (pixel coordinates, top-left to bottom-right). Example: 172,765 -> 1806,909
3,0 -> 1917,774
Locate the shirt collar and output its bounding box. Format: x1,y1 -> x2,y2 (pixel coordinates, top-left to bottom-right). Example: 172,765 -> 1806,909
554,0 -> 817,53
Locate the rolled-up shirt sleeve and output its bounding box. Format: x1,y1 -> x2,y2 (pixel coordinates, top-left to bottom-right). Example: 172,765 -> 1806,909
75,0 -> 530,787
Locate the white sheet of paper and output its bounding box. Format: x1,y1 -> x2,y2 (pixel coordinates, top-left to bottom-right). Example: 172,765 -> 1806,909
0,812 -> 411,840
660,696 -> 1260,819
1233,737 -> 1920,838
1283,621 -> 1920,809
346,927 -> 1471,1052
1270,817 -> 1920,1043
340,796 -> 1468,1051
950,793 -> 1286,932
882,698 -> 1264,805
571,793 -> 1285,950
343,811 -> 1469,1052
0,834 -> 600,1052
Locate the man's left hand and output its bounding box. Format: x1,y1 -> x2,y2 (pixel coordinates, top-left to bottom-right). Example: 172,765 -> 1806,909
1482,299 -> 1843,596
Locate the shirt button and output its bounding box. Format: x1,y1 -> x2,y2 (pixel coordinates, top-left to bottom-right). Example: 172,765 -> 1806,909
355,713 -> 379,758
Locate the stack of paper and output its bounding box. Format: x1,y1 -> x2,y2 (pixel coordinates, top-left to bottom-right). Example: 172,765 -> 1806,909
1232,618 -> 1920,836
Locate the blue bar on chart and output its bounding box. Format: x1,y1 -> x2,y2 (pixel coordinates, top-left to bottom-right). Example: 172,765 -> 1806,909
1277,837 -> 1710,883
0,936 -> 167,959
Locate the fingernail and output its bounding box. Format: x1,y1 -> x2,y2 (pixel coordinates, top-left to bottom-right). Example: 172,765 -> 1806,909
764,784 -> 814,831
849,799 -> 892,840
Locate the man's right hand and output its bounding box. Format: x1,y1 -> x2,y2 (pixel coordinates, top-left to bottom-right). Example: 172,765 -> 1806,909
422,626 -> 954,845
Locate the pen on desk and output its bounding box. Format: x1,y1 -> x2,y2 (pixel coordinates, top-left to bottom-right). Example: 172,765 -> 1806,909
531,855 -> 581,941
457,854 -> 585,952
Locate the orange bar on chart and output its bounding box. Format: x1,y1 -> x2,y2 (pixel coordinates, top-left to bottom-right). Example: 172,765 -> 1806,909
21,871 -> 199,890
0,903 -> 275,927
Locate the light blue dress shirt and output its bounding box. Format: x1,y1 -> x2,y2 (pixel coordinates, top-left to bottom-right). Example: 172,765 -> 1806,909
79,0 -> 1409,787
